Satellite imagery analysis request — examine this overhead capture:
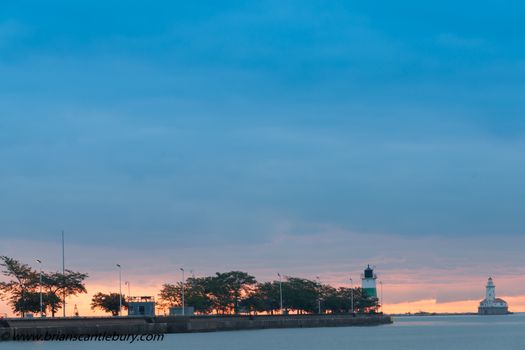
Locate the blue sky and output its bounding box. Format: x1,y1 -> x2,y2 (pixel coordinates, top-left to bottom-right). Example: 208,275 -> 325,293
1,1 -> 525,309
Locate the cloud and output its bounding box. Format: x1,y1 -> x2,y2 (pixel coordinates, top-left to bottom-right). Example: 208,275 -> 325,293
1,0 -> 525,318
2,227 -> 525,316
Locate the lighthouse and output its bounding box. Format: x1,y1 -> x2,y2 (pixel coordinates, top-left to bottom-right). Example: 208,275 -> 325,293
478,277 -> 510,315
485,277 -> 496,301
361,265 -> 377,298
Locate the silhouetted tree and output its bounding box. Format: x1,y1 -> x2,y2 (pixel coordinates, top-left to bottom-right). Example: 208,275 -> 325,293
158,278 -> 214,314
41,270 -> 88,317
213,271 -> 257,314
91,292 -> 128,316
245,282 -> 281,314
158,272 -> 379,315
0,256 -> 39,317
282,277 -> 318,314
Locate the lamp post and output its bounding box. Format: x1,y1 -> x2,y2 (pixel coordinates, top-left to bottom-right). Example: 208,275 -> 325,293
36,259 -> 43,317
380,280 -> 383,313
277,273 -> 283,314
350,277 -> 354,314
125,281 -> 131,300
180,268 -> 185,316
116,264 -> 122,316
316,276 -> 321,314
61,231 -> 66,317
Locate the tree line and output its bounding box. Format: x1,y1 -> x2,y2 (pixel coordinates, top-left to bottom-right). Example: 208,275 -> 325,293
157,271 -> 378,315
0,256 -> 87,317
0,256 -> 379,317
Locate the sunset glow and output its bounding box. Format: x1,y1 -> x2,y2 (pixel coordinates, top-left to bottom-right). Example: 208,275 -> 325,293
1,0 -> 524,338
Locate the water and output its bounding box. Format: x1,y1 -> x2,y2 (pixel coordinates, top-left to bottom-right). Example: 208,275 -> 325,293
7,314 -> 525,350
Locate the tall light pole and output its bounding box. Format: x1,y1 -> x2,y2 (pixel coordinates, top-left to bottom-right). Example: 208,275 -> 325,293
277,273 -> 283,314
350,277 -> 354,314
116,264 -> 122,316
180,268 -> 185,316
61,231 -> 66,317
380,280 -> 383,313
316,276 -> 321,314
125,281 -> 131,300
36,259 -> 43,317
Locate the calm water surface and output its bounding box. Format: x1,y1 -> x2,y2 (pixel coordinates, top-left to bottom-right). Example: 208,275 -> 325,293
8,314 -> 525,350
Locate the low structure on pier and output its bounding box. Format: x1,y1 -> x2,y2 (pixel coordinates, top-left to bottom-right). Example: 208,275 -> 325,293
128,296 -> 156,317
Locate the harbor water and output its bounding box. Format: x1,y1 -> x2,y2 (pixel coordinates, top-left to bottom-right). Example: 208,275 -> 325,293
7,314 -> 525,350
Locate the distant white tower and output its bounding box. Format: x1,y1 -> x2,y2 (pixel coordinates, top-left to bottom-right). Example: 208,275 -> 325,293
361,265 -> 377,298
485,277 -> 496,301
478,277 -> 509,315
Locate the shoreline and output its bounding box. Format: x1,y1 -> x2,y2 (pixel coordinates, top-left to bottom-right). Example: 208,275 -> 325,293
392,312 -> 516,317
0,314 -> 392,341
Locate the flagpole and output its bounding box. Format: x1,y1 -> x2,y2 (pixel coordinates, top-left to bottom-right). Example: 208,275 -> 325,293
62,230 -> 66,318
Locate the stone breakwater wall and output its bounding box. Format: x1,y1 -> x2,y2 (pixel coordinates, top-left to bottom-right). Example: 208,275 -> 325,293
160,314 -> 393,333
0,314 -> 392,340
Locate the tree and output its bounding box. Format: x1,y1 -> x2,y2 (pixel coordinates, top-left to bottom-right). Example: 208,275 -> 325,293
282,277 -> 318,314
41,270 -> 89,317
158,278 -> 215,315
0,256 -> 39,317
314,286 -> 379,314
13,291 -> 41,315
185,277 -> 213,314
158,272 -> 379,315
317,284 -> 337,313
91,292 -> 128,316
352,287 -> 379,313
213,271 -> 257,314
243,282 -> 281,314
159,271 -> 258,315
202,276 -> 230,314
158,283 -> 181,311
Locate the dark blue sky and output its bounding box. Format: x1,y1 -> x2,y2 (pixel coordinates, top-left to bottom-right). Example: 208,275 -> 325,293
2,1 -> 525,315
1,0 -> 524,247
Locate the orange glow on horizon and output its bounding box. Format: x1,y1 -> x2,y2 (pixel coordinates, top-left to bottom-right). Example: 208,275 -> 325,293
383,295 -> 525,314
2,279 -> 525,318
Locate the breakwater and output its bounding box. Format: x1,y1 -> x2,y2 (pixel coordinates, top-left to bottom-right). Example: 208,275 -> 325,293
0,314 -> 392,341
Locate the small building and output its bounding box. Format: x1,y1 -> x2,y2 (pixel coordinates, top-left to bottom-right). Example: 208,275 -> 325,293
478,277 -> 510,315
128,296 -> 156,317
169,306 -> 195,316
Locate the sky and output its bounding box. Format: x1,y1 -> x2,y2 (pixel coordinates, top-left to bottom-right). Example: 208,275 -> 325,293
1,0 -> 525,316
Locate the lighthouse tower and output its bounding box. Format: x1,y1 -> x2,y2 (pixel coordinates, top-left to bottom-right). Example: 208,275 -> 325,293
478,277 -> 509,315
361,265 -> 377,298
485,277 -> 496,301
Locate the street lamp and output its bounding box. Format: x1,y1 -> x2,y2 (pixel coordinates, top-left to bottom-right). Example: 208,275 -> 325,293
316,276 -> 321,314
125,281 -> 131,300
61,231 -> 66,317
36,259 -> 43,317
380,281 -> 383,313
116,264 -> 122,316
350,277 -> 354,314
180,268 -> 185,316
277,273 -> 283,314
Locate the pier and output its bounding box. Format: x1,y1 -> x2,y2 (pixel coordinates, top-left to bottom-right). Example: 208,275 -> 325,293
0,314 -> 392,340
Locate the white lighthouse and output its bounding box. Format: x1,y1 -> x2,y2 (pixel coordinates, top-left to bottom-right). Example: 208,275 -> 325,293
485,277 -> 496,301
478,277 -> 510,315
361,265 -> 377,298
